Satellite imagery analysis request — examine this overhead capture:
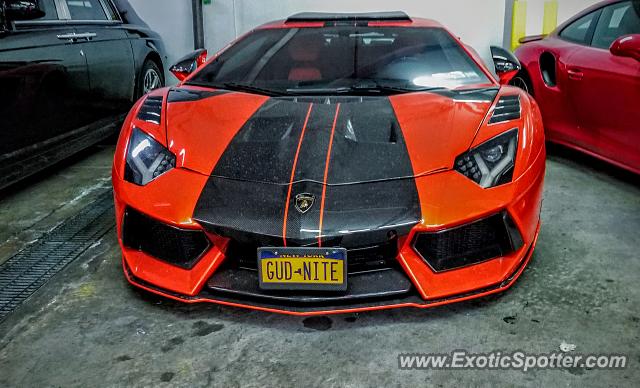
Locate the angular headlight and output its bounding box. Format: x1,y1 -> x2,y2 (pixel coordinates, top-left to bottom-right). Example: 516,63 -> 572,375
125,128 -> 176,186
454,128 -> 518,188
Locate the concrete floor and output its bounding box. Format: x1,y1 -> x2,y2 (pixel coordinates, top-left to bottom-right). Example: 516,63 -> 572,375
0,145 -> 113,264
0,145 -> 638,387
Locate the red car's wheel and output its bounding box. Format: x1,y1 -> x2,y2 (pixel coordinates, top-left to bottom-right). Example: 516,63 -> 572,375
510,70 -> 534,96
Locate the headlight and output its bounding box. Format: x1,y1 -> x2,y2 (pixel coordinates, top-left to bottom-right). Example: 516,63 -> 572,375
454,128 -> 518,188
125,128 -> 176,186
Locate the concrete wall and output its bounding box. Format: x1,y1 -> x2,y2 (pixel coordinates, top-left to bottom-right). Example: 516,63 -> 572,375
557,0 -> 602,23
524,0 -> 601,36
126,0 -> 194,78
202,0 -> 508,68
122,0 -> 607,84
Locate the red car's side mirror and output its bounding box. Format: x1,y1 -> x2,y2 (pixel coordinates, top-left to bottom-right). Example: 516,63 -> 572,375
610,34 -> 640,62
490,46 -> 521,85
170,49 -> 208,81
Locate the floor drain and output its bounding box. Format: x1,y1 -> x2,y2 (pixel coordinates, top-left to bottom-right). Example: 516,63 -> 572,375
0,191 -> 115,321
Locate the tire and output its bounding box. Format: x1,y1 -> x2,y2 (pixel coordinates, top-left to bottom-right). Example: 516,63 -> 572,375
510,70 -> 533,96
137,59 -> 164,99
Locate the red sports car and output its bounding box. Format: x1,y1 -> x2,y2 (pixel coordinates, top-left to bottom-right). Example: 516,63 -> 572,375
113,12 -> 545,315
513,0 -> 640,174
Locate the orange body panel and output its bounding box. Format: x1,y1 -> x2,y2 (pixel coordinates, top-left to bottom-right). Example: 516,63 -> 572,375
113,17 -> 546,315
389,92 -> 492,175
113,88 -> 545,312
166,88 -> 269,175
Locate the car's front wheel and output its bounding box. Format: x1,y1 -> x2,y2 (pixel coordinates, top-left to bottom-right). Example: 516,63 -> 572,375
137,59 -> 164,99
510,70 -> 533,96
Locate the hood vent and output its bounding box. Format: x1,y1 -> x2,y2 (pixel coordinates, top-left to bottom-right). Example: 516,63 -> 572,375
489,95 -> 520,124
137,96 -> 163,125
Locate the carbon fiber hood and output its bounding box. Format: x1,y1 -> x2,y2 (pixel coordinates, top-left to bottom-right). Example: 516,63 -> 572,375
165,88 -> 498,185
163,87 -> 498,246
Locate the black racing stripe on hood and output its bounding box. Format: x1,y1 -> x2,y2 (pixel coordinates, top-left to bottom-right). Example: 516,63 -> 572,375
315,99 -> 421,245
193,99 -> 312,244
193,97 -> 421,247
210,98 -> 313,183
194,178 -> 289,245
167,88 -> 229,103
283,103 -> 336,243
209,97 -> 420,184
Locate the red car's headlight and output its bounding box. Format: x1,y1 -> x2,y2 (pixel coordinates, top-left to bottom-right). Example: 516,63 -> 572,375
125,128 -> 176,186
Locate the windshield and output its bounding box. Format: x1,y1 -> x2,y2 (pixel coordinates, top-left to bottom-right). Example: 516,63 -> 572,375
188,26 -> 492,95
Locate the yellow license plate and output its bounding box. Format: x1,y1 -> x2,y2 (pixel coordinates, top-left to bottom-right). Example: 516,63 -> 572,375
258,248 -> 347,291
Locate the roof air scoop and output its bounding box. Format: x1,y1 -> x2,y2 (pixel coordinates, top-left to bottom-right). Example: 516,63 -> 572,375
286,11 -> 411,23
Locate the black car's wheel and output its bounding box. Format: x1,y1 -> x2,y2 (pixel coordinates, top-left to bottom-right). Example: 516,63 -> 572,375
137,59 -> 164,98
510,70 -> 533,96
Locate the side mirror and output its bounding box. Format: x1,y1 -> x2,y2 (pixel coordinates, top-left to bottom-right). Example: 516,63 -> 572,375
3,0 -> 45,21
610,34 -> 640,62
490,46 -> 521,85
518,34 -> 547,45
170,49 -> 207,81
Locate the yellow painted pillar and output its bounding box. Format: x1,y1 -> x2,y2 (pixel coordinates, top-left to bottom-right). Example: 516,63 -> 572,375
511,0 -> 527,51
542,0 -> 559,34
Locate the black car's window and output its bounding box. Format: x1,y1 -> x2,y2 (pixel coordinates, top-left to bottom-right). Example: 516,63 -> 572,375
592,1 -> 640,49
101,0 -> 120,20
560,11 -> 600,44
65,0 -> 108,20
189,27 -> 491,95
27,0 -> 58,20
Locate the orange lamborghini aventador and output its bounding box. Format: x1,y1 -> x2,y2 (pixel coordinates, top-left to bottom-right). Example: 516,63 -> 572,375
112,12 -> 545,315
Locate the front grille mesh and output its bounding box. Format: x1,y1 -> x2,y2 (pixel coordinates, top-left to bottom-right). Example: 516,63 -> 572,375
413,212 -> 523,272
122,208 -> 210,269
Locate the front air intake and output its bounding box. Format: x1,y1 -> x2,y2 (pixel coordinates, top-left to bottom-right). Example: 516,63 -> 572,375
413,211 -> 523,272
137,95 -> 163,125
489,95 -> 520,124
122,208 -> 211,269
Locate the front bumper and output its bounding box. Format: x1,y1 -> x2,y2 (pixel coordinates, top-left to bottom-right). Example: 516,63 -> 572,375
113,145 -> 545,315
122,231 -> 537,315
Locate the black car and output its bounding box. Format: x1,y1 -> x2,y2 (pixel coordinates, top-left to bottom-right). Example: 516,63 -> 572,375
0,0 -> 167,189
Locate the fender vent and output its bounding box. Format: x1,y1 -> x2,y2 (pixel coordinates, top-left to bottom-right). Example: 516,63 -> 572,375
489,95 -> 520,124
137,95 -> 163,125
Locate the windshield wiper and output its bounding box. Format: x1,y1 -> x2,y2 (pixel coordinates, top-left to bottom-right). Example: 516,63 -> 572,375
221,82 -> 285,97
184,81 -> 285,97
285,83 -> 446,96
349,80 -> 447,95
187,79 -> 451,97
285,86 -> 352,95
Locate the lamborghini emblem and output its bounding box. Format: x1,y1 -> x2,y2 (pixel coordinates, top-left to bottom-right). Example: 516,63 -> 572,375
294,193 -> 315,214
